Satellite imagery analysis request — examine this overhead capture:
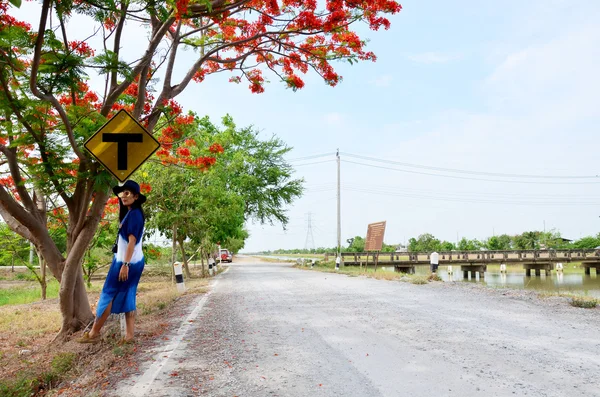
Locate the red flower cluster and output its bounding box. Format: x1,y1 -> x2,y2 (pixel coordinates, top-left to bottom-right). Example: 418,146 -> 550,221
68,41 -> 95,57
139,183 -> 152,193
0,1 -> 32,32
177,147 -> 191,157
188,0 -> 401,93
209,143 -> 224,154
175,0 -> 190,19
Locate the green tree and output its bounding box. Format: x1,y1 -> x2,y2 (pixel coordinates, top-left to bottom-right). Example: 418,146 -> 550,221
457,237 -> 482,251
513,231 -> 541,250
440,241 -> 456,251
142,115 -> 302,275
486,235 -> 512,250
346,236 -> 365,252
408,233 -> 442,252
571,235 -> 600,249
0,222 -> 30,267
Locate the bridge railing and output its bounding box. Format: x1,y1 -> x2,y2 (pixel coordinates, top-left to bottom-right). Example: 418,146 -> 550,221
340,249 -> 600,264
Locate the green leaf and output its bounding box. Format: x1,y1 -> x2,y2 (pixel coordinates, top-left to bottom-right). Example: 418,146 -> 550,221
9,0 -> 22,8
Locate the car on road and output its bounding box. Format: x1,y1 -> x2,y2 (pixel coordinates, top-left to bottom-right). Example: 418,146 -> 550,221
220,249 -> 233,263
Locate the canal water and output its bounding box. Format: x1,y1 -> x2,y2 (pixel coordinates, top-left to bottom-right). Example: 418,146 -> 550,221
408,263 -> 600,299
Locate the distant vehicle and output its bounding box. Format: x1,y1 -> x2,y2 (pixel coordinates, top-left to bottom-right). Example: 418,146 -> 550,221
220,249 -> 233,263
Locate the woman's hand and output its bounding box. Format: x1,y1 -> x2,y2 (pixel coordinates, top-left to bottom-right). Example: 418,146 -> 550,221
119,265 -> 129,282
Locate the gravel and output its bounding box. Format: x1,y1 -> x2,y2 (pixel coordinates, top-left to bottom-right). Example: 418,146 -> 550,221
112,258 -> 600,397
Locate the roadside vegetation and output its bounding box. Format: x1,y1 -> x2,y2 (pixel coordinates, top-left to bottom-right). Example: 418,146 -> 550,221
0,263 -> 216,396
294,259 -> 440,285
264,230 -> 600,256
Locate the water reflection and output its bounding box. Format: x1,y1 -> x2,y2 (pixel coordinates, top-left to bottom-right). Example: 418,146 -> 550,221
423,265 -> 600,298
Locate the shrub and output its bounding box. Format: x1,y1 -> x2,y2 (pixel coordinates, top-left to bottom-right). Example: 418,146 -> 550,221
51,352 -> 76,374
570,297 -> 598,309
410,276 -> 428,285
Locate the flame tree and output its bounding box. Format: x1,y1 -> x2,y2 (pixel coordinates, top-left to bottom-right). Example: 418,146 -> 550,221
0,0 -> 402,339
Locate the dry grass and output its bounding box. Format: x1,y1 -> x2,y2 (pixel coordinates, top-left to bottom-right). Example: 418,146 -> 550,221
0,303 -> 62,338
296,262 -> 439,284
570,296 -> 598,309
0,271 -> 213,397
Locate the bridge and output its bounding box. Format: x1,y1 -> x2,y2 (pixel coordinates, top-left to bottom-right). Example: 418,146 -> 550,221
337,249 -> 600,279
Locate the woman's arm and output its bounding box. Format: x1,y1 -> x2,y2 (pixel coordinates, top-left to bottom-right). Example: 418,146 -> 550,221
119,235 -> 137,282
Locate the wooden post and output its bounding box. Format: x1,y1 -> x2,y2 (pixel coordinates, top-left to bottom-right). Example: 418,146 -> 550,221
463,270 -> 468,279
535,269 -> 541,277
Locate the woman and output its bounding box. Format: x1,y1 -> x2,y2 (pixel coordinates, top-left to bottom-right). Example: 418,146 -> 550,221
78,180 -> 146,343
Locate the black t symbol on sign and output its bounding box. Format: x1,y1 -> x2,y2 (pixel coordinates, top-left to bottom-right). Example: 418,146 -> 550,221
102,133 -> 143,170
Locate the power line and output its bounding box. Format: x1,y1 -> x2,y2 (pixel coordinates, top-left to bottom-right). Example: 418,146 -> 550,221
288,153 -> 335,162
341,152 -> 599,180
293,159 -> 335,167
343,186 -> 598,206
340,183 -> 600,200
342,160 -> 600,185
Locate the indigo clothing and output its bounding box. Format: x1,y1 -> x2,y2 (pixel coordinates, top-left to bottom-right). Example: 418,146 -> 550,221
96,207 -> 145,317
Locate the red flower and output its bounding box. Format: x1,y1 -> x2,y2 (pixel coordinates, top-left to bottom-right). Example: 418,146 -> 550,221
208,143 -> 224,154
177,147 -> 191,157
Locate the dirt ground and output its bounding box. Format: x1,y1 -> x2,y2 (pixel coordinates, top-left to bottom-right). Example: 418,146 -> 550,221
0,272 -> 211,397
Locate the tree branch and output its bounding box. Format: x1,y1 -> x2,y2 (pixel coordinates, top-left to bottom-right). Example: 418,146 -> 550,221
110,0 -> 129,91
100,13 -> 176,117
29,0 -> 87,161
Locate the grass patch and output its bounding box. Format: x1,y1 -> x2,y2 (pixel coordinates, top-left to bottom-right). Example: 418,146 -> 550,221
51,352 -> 76,374
0,304 -> 62,338
0,352 -> 76,397
570,296 -> 598,309
0,280 -> 61,307
135,277 -> 209,316
428,273 -> 443,282
410,276 -> 428,285
296,261 -> 439,284
0,278 -> 102,307
0,272 -> 212,396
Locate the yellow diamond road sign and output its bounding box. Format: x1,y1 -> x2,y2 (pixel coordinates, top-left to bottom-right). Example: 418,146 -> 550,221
84,110 -> 160,182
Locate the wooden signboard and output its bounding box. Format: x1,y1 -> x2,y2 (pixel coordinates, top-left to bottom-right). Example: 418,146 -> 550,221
365,221 -> 386,252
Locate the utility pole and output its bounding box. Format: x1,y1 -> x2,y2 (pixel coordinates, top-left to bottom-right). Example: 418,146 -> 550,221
336,149 -> 341,257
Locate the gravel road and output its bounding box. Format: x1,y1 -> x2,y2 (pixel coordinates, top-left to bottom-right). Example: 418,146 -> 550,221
114,258 -> 600,397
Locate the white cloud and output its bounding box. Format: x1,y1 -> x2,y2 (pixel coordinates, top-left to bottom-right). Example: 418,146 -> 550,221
406,52 -> 460,64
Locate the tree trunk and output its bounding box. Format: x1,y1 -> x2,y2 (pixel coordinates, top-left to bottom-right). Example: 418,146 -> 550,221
200,249 -> 206,277
38,250 -> 47,300
57,256 -> 95,339
54,189 -> 109,340
178,237 -> 192,279
171,226 -> 177,283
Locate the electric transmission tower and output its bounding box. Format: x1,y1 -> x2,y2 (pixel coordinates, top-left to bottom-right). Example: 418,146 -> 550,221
304,212 -> 315,251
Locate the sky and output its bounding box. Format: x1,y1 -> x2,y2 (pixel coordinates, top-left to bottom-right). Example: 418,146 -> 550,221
11,0 -> 600,252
